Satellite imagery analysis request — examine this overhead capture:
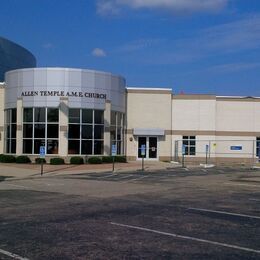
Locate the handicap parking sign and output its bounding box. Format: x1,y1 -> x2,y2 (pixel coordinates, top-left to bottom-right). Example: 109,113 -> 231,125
141,145 -> 146,156
112,144 -> 117,156
40,146 -> 45,158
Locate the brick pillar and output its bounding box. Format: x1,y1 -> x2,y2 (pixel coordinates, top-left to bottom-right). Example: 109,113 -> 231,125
104,100 -> 111,155
16,98 -> 23,155
59,97 -> 69,157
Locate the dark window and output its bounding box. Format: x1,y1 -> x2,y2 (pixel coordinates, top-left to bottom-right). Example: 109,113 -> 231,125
23,124 -> 33,138
23,108 -> 33,122
47,140 -> 59,154
94,140 -> 103,155
47,108 -> 59,122
34,124 -> 45,138
94,125 -> 104,139
94,110 -> 104,124
34,108 -> 46,122
82,109 -> 93,124
47,124 -> 59,138
81,140 -> 92,154
68,125 -> 80,139
34,139 -> 45,154
69,109 -> 80,123
68,140 -> 80,154
82,125 -> 93,139
23,139 -> 32,154
182,136 -> 196,156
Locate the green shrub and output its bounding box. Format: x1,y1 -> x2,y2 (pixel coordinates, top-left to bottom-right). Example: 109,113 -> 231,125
0,154 -> 5,162
35,158 -> 46,164
70,156 -> 84,164
0,154 -> 16,163
102,156 -> 114,163
114,156 -> 127,163
16,156 -> 31,164
88,157 -> 102,164
50,157 -> 65,165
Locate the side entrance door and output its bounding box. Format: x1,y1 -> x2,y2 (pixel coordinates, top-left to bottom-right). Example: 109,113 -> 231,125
138,137 -> 158,160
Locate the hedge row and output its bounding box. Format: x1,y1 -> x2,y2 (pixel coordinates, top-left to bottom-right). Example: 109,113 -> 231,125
0,155 -> 127,164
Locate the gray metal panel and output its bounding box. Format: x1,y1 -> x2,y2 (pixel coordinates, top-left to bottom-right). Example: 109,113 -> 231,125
5,68 -> 126,112
133,128 -> 165,136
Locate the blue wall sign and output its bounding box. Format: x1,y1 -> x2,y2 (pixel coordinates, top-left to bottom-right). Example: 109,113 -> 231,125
230,146 -> 242,151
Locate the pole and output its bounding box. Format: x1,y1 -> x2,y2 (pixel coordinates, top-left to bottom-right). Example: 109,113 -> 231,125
41,160 -> 43,176
206,148 -> 208,165
182,153 -> 185,168
252,140 -> 255,168
142,155 -> 144,171
112,156 -> 115,172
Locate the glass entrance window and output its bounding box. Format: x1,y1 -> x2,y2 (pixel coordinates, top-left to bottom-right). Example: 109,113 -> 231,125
68,109 -> 104,155
138,137 -> 147,158
23,107 -> 59,154
138,137 -> 158,159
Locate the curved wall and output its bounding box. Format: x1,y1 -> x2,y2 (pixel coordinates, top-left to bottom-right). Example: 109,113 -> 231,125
0,37 -> 36,82
5,68 -> 126,112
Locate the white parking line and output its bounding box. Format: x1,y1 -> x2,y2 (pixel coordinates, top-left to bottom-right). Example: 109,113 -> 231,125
188,207 -> 260,220
5,184 -> 30,189
249,198 -> 260,202
202,169 -> 207,173
123,175 -> 149,183
0,248 -> 29,260
110,222 -> 260,254
224,182 -> 260,188
99,174 -> 118,179
116,175 -> 133,180
184,168 -> 189,171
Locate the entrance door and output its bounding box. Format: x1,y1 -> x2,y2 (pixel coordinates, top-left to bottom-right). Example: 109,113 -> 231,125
138,137 -> 158,160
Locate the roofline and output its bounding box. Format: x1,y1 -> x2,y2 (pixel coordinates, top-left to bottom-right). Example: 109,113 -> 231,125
5,67 -> 125,80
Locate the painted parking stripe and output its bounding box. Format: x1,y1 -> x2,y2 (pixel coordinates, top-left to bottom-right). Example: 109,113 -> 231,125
116,175 -> 134,180
5,184 -> 30,189
224,183 -> 260,188
249,198 -> 260,202
123,175 -> 149,183
99,174 -> 118,179
110,222 -> 260,254
0,248 -> 29,260
188,207 -> 260,220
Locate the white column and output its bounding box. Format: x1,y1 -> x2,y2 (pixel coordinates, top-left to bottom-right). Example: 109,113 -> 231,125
16,98 -> 23,155
104,100 -> 111,155
59,97 -> 68,157
0,84 -> 5,154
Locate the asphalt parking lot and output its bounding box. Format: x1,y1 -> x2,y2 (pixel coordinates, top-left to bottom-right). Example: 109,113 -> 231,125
0,166 -> 260,259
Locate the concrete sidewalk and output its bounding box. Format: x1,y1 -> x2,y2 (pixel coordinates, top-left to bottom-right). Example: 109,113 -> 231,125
0,161 -> 180,179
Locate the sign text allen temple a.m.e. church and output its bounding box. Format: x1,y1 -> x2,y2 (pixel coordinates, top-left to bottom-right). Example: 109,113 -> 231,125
21,90 -> 107,99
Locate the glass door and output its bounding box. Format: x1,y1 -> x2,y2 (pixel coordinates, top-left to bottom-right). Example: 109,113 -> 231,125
138,137 -> 158,160
149,137 -> 157,159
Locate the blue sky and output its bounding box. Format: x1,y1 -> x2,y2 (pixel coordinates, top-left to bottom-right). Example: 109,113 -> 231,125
1,0 -> 260,96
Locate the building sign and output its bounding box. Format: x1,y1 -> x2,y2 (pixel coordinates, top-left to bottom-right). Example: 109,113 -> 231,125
230,146 -> 242,151
21,90 -> 106,99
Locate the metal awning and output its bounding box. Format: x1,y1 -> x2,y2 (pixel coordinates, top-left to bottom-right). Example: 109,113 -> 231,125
133,128 -> 165,136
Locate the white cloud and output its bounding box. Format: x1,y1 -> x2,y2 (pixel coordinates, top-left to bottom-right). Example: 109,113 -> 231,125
96,0 -> 229,15
42,43 -> 54,49
92,48 -> 107,57
136,14 -> 260,65
118,38 -> 165,52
